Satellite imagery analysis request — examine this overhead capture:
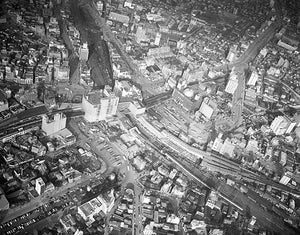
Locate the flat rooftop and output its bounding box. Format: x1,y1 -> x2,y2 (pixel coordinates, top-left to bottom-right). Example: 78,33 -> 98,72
85,89 -> 115,105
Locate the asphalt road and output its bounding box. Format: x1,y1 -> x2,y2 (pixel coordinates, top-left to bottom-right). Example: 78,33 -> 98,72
231,67 -> 246,127
232,23 -> 279,67
109,146 -> 144,235
130,169 -> 144,235
102,151 -> 143,235
222,21 -> 281,128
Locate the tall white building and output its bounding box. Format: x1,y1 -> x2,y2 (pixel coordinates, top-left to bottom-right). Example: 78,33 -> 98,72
35,177 -> 45,195
124,0 -> 133,9
225,68 -> 239,94
135,26 -> 147,44
82,86 -> 119,122
154,32 -> 161,46
79,43 -> 89,61
42,113 -> 67,136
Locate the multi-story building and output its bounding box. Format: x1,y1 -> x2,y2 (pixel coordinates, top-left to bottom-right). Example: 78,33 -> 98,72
82,86 -> 119,122
0,89 -> 9,112
225,68 -> 239,94
277,35 -> 299,51
35,177 -> 46,195
79,42 -> 89,61
108,12 -> 130,25
42,112 -> 67,136
135,26 -> 147,44
78,192 -> 115,224
270,116 -> 296,136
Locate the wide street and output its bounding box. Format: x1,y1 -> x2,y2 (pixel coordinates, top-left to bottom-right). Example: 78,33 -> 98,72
217,21 -> 281,128
130,170 -> 144,235
112,155 -> 144,235
231,67 -> 246,127
103,155 -> 144,235
231,22 -> 280,68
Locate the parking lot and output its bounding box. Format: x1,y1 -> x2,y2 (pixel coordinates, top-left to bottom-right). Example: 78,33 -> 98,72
96,141 -> 123,167
69,117 -> 125,169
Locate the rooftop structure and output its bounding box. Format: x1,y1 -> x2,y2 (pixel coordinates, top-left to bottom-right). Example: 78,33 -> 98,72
199,101 -> 214,120
108,12 -> 130,25
225,69 -> 239,95
52,128 -> 76,147
42,112 -> 67,136
78,192 -> 115,224
35,177 -> 45,195
270,116 -> 296,136
79,42 -> 89,61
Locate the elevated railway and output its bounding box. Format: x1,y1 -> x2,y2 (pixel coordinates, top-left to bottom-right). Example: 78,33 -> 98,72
0,107 -> 84,142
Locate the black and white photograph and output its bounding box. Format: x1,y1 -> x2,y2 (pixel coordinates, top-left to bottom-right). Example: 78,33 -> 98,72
0,0 -> 300,234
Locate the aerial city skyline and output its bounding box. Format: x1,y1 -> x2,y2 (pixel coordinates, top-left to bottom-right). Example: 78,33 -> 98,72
0,0 -> 300,234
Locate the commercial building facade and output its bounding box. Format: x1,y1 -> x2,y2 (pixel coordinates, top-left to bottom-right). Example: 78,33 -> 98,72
82,86 -> 119,122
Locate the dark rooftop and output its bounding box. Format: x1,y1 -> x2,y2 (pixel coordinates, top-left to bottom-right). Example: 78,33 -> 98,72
16,105 -> 48,120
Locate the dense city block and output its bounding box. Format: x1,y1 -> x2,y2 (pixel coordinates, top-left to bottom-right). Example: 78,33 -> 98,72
0,0 -> 300,235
